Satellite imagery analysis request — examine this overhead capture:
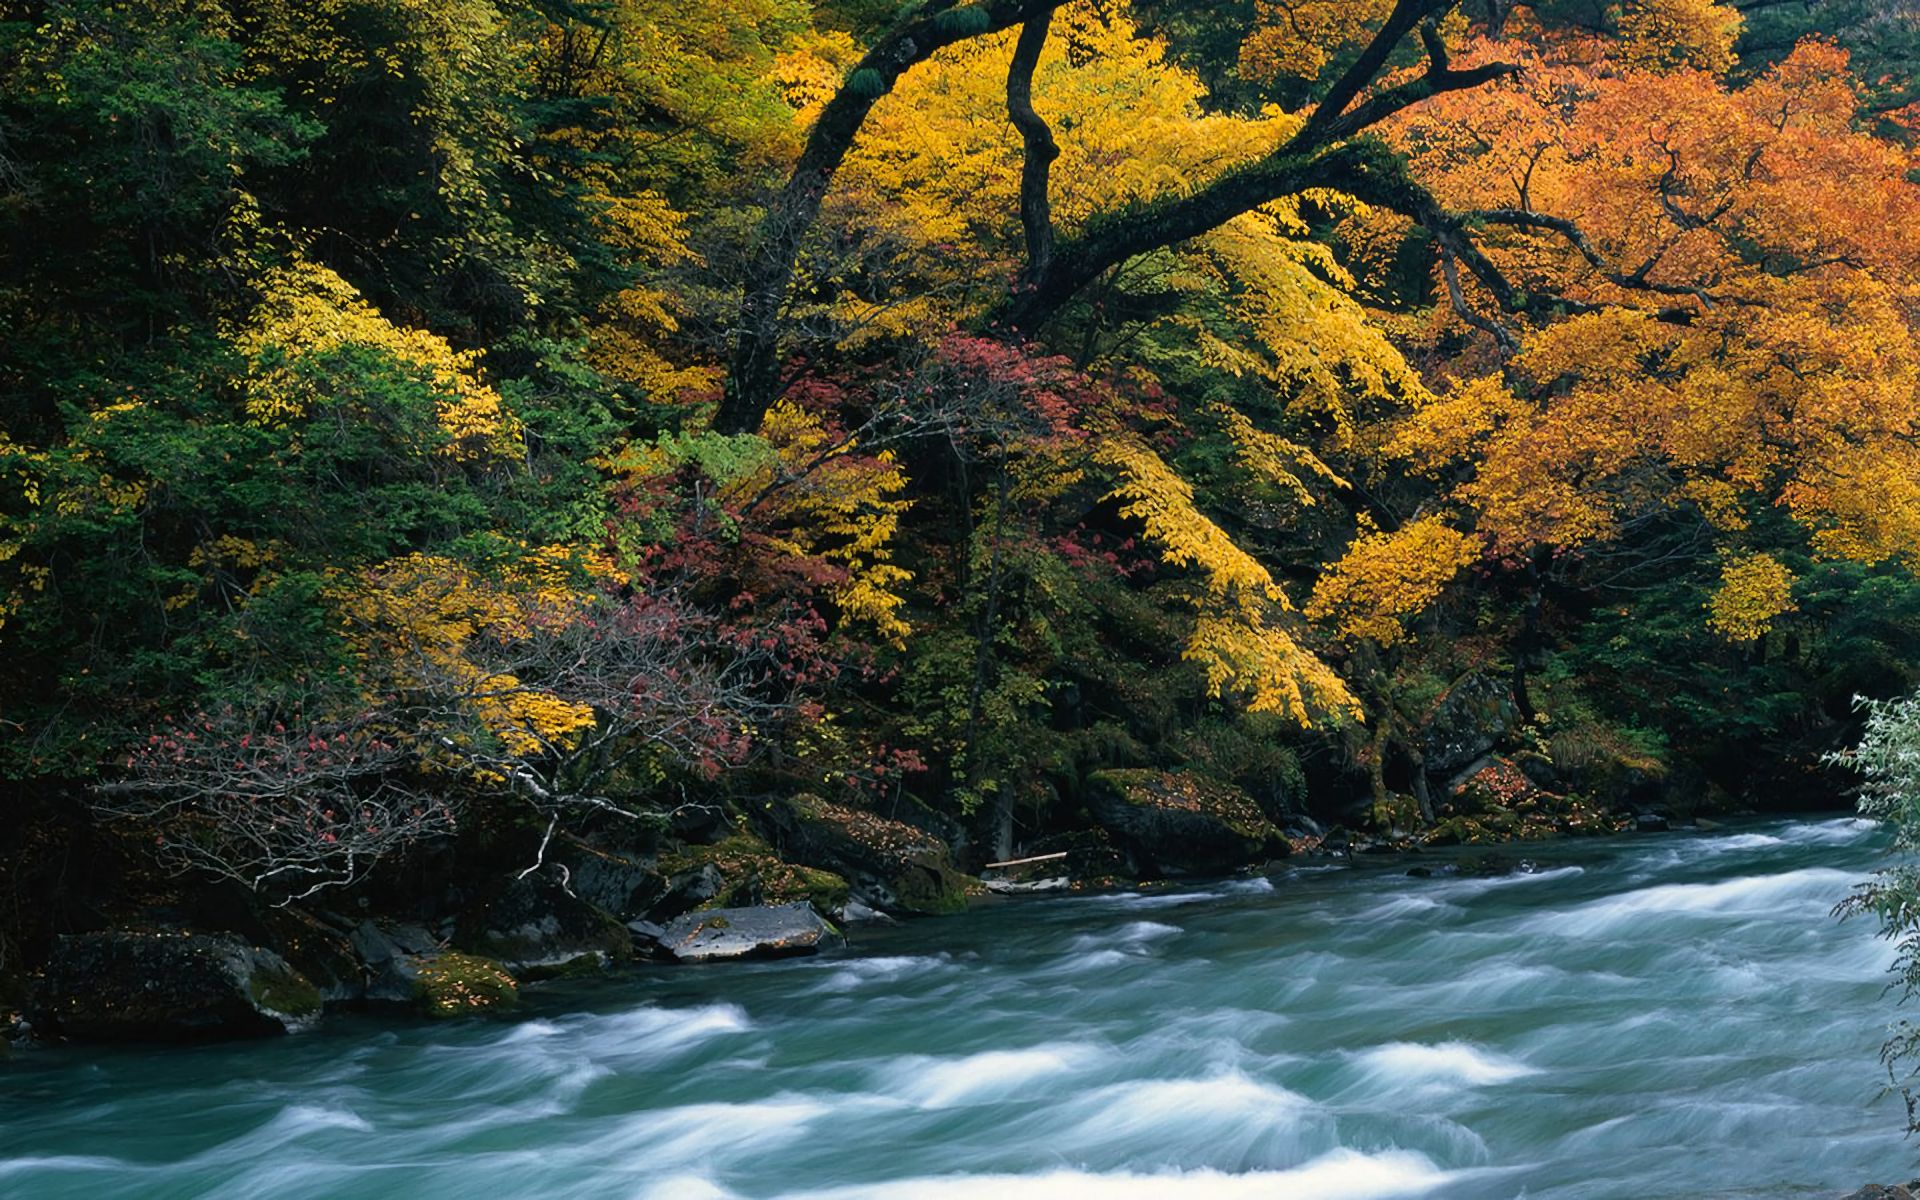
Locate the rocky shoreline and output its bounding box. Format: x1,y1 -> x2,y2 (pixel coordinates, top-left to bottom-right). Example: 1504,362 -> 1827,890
6,764 -> 1712,1047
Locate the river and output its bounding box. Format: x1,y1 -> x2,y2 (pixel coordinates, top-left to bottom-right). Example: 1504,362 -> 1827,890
1,817 -> 1910,1199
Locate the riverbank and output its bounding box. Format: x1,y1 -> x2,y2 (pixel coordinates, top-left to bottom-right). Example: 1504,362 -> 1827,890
0,794 -> 1800,1048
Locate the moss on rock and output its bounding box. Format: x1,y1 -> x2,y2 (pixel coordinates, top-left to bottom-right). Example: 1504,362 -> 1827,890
1084,769 -> 1284,877
659,832 -> 852,915
1423,758 -> 1627,845
774,795 -> 974,916
247,963 -> 323,1021
411,953 -> 518,1019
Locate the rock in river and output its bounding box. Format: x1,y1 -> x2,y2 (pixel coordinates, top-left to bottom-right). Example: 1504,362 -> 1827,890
32,930 -> 322,1041
765,795 -> 972,916
1085,769 -> 1285,877
658,902 -> 841,963
453,869 -> 631,978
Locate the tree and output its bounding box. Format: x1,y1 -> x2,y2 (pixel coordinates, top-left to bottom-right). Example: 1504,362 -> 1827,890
714,0 -> 1520,434
93,559 -> 791,899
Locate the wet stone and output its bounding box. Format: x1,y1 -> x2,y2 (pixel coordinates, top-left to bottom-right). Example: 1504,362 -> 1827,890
659,902 -> 841,964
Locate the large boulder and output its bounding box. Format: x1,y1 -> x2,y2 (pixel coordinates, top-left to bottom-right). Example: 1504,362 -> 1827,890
32,931 -> 322,1041
452,870 -> 631,978
263,907 -> 366,1005
1422,672 -> 1518,780
349,920 -> 443,1005
765,795 -> 973,916
553,836 -> 663,920
657,902 -> 840,964
1084,769 -> 1284,877
346,921 -> 516,1016
650,833 -> 851,921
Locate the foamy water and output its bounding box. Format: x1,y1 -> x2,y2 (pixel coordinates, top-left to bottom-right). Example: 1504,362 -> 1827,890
0,817 -> 1908,1199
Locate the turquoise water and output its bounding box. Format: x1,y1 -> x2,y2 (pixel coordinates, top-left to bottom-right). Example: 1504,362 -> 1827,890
1,817 -> 1910,1199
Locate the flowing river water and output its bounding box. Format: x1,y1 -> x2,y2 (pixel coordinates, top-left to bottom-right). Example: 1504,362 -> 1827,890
2,817 -> 1913,1199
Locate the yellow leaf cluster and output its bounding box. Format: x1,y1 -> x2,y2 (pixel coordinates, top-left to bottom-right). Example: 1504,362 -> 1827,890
1099,436 -> 1359,727
236,260 -> 520,460
1216,406 -> 1347,508
725,402 -> 914,645
1197,211 -> 1431,450
1099,437 -> 1279,605
1237,0 -> 1395,84
582,191 -> 717,403
1617,0 -> 1743,75
1389,376 -> 1528,474
1186,614 -> 1361,727
771,29 -> 862,124
1705,553 -> 1797,642
346,550 -> 600,760
830,1 -> 1300,336
1305,516 -> 1480,646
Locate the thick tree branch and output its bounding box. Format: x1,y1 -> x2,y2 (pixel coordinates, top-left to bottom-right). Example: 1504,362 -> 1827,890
997,139 -> 1405,331
1472,207 -> 1747,309
997,2 -> 1516,332
1298,0 -> 1454,146
1317,20 -> 1522,143
717,0 -> 1070,435
1006,11 -> 1060,290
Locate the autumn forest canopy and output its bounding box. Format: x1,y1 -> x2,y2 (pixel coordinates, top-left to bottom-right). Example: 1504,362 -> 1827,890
6,0 -> 1920,950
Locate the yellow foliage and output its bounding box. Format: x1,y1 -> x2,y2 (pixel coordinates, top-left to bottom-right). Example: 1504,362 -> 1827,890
1196,210 -> 1431,448
1705,553 -> 1797,642
582,191 -> 718,402
347,550 -> 601,761
771,29 -> 862,123
832,2 -> 1300,333
1186,613 -> 1361,726
236,260 -> 520,460
1099,437 -> 1279,606
1389,376 -> 1528,474
1216,406 -> 1347,508
1237,0 -> 1395,84
1098,436 -> 1358,727
1394,37 -> 1920,583
1306,516 -> 1480,646
1618,0 -> 1743,75
662,401 -> 917,645
1787,445 -> 1920,570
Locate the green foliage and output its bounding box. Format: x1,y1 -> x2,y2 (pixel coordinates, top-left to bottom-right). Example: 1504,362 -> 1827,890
1563,554 -> 1920,801
1834,692 -> 1920,1131
934,6 -> 991,37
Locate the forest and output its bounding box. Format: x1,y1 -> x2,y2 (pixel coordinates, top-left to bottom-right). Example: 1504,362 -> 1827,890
7,0 -> 1920,1026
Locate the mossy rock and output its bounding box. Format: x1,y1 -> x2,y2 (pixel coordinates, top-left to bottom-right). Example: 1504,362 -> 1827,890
768,795 -> 974,916
31,931 -> 323,1041
411,953 -> 518,1019
453,871 -> 631,977
1084,769 -> 1284,877
248,963 -> 323,1020
658,833 -> 852,916
1425,760 -> 1628,846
